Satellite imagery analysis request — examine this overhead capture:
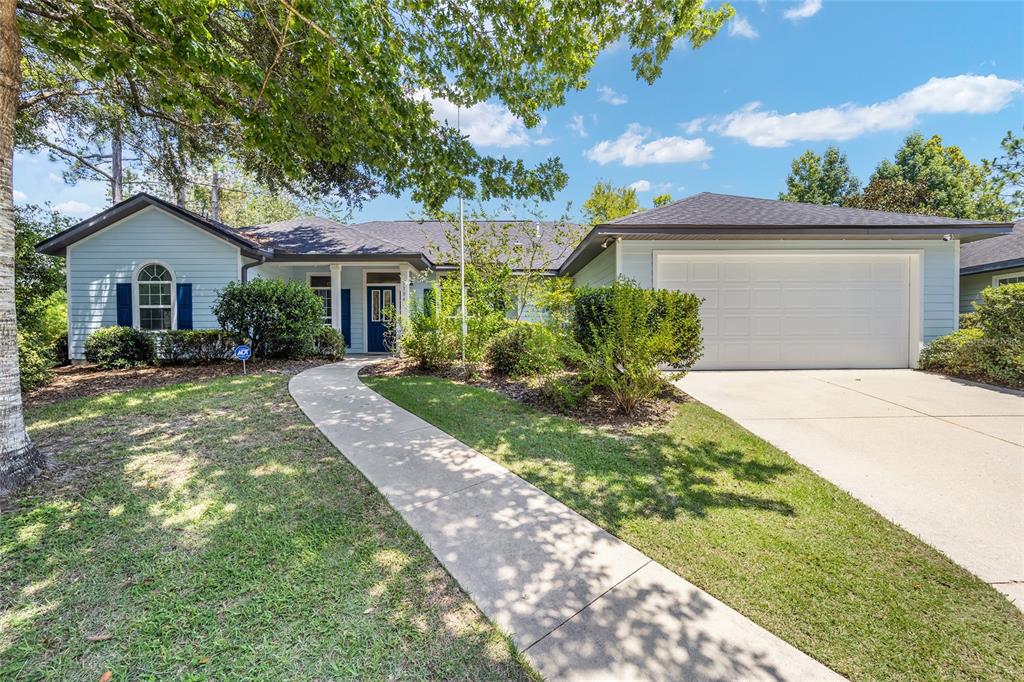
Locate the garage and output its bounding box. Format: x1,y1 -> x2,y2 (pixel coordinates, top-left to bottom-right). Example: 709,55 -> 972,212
655,252 -> 917,370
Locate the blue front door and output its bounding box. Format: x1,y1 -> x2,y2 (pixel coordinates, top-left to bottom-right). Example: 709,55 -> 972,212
366,285 -> 396,352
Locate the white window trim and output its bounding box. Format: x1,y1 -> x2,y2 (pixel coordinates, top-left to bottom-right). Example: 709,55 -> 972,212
133,260 -> 176,332
307,271 -> 334,326
992,270 -> 1024,287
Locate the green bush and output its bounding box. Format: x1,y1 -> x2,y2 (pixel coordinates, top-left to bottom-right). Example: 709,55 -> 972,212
487,323 -> 562,377
314,326 -> 346,361
84,326 -> 157,369
17,332 -> 52,391
975,282 -> 1024,339
572,281 -> 702,414
919,328 -> 986,376
156,329 -> 239,364
400,288 -> 509,369
213,279 -> 323,359
958,311 -> 980,329
540,375 -> 592,414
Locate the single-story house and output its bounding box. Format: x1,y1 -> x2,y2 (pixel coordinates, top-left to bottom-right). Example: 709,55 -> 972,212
38,191 -> 1012,370
959,219 -> 1024,313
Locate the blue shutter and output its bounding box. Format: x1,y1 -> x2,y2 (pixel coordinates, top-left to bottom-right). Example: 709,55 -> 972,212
116,283 -> 133,327
341,289 -> 351,348
176,283 -> 193,330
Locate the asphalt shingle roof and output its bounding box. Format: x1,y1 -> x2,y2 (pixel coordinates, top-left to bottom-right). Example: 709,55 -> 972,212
960,220 -> 1024,271
608,192 -> 1006,228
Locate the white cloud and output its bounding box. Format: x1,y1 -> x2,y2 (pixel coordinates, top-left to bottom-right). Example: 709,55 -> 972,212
597,85 -> 628,106
711,74 -> 1024,147
756,0 -> 768,11
422,94 -> 533,148
784,0 -> 822,21
13,189 -> 27,202
54,200 -> 97,216
585,124 -> 713,166
568,114 -> 588,138
628,180 -> 652,192
681,117 -> 707,135
728,15 -> 758,39
47,172 -> 63,183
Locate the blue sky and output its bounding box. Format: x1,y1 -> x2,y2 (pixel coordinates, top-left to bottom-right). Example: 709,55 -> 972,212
14,0 -> 1024,224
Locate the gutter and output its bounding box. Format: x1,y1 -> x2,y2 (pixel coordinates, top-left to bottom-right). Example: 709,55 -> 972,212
241,256 -> 267,283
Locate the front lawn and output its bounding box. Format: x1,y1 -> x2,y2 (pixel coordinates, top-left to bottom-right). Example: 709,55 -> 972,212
365,374 -> 1024,681
2,373 -> 532,680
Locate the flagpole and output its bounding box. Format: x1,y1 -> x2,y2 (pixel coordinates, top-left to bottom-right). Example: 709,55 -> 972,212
458,107 -> 467,368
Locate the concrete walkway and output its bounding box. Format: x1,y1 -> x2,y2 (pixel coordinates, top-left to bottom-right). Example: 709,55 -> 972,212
675,369 -> 1024,610
290,359 -> 841,681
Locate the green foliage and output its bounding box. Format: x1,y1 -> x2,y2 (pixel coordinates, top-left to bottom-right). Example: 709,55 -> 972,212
18,1 -> 731,211
84,327 -> 157,369
213,279 -> 324,359
975,283 -> 1024,339
572,281 -> 703,413
582,181 -> 640,225
854,133 -> 1013,220
486,323 -> 562,377
314,326 -> 347,361
986,128 -> 1023,217
779,146 -> 860,205
653,193 -> 673,207
919,328 -> 987,376
959,311 -> 981,329
540,375 -> 593,414
155,330 -> 239,364
17,332 -> 52,391
14,204 -> 68,326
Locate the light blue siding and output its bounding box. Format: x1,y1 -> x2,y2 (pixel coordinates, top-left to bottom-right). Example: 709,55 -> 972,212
959,269 -> 1024,313
573,241 -> 616,287
615,238 -> 959,344
67,205 -> 240,359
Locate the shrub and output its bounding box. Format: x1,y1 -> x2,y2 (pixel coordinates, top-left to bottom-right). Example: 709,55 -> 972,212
156,329 -> 239,364
919,328 -> 986,376
17,332 -> 52,391
571,281 -> 702,414
400,289 -> 509,369
959,311 -> 980,329
487,323 -> 562,377
975,283 -> 1024,339
314,326 -> 346,361
84,326 -> 156,369
213,279 -> 323,359
540,375 -> 592,414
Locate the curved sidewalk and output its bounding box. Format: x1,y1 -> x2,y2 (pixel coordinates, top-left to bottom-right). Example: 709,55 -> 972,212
290,359 -> 842,681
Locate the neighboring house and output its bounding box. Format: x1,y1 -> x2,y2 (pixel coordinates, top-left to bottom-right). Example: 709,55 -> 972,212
38,191 -> 1012,370
959,220 -> 1024,313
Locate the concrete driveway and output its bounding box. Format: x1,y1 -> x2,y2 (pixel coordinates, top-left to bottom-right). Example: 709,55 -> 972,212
674,369 -> 1024,609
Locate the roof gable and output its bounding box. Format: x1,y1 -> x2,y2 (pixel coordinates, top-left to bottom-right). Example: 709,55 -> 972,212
36,193 -> 269,257
960,220 -> 1024,274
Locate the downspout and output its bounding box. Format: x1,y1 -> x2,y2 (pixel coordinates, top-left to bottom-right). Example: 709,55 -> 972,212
241,256 -> 266,283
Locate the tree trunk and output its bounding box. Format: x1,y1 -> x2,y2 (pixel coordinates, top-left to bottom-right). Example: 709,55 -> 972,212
111,128 -> 123,203
210,167 -> 219,222
0,0 -> 46,494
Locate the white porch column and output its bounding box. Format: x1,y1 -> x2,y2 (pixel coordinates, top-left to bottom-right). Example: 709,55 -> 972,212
330,263 -> 342,332
399,263 -> 412,318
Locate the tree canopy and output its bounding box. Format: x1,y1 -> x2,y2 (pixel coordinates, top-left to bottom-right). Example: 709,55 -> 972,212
779,146 -> 860,206
582,181 -> 641,225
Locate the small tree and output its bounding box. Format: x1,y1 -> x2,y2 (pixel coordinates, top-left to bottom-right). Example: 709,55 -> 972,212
779,146 -> 860,206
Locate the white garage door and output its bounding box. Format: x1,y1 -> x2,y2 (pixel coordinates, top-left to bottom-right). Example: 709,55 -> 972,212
656,252 -> 911,370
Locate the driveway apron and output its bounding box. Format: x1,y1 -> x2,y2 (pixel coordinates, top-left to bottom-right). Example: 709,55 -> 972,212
675,369 -> 1024,610
290,359 -> 842,682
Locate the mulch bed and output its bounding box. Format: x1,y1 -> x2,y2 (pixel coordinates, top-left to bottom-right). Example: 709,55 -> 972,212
25,359 -> 330,407
360,358 -> 688,431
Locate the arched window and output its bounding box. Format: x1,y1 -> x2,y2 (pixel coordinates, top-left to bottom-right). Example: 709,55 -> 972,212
137,263 -> 174,330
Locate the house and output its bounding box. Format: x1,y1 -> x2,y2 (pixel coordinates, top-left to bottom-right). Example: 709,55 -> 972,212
959,220 -> 1024,313
37,191 -> 1012,370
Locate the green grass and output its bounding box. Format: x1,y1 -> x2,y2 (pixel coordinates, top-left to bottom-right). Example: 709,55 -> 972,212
365,374 -> 1024,681
2,374 -> 534,681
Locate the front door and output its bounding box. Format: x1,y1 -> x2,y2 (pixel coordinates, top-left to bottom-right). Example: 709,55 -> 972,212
366,285 -> 396,352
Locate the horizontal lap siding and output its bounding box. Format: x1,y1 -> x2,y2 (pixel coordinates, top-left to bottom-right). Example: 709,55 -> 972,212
67,206 -> 240,359
573,242 -> 615,287
617,238 -> 957,343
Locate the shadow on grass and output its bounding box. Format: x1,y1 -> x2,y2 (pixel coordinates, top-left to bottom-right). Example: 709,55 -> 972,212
1,375 -> 531,680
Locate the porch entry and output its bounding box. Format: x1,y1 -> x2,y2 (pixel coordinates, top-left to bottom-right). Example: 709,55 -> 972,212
366,285 -> 396,352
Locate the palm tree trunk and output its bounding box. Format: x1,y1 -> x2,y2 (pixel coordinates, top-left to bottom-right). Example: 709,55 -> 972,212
0,0 -> 45,494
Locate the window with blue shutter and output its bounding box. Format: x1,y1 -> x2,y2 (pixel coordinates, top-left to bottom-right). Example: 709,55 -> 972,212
341,289 -> 351,348
116,283 -> 133,327
176,283 -> 193,330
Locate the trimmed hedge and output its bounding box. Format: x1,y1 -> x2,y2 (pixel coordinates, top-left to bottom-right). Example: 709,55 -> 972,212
84,327 -> 156,369
213,279 -> 324,359
487,323 -> 562,377
156,329 -> 239,364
